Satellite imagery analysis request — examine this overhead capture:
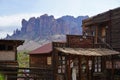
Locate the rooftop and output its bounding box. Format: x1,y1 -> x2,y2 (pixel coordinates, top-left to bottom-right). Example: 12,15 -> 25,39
56,47 -> 119,56
29,43 -> 53,54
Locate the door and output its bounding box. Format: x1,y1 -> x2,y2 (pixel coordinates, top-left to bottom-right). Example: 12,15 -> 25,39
81,57 -> 87,80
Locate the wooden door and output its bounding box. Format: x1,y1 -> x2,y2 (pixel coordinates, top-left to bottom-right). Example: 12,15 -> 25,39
80,57 -> 87,80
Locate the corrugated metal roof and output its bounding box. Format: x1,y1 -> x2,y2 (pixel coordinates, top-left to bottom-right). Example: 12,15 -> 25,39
56,47 -> 119,56
29,43 -> 52,54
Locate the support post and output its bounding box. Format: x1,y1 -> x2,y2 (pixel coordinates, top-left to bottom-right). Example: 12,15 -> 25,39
86,56 -> 89,80
111,56 -> 114,80
68,54 -> 71,80
78,55 -> 81,80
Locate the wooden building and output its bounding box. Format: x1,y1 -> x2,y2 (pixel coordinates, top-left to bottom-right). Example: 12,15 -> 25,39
0,40 -> 24,80
81,7 -> 120,80
29,35 -> 120,80
82,7 -> 120,51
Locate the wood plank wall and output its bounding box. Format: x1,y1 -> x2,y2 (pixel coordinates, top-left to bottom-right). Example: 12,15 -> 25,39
83,7 -> 120,51
110,9 -> 120,49
67,35 -> 94,48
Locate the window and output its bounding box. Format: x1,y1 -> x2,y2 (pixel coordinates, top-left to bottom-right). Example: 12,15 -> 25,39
114,61 -> 120,69
81,57 -> 87,73
58,56 -> 66,73
8,45 -> 14,50
89,60 -> 92,70
94,57 -> 102,72
106,61 -> 112,69
101,27 -> 106,37
0,44 -> 14,51
47,57 -> 52,65
0,44 -> 6,50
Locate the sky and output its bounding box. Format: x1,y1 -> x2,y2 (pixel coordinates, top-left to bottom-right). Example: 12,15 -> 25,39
0,0 -> 120,38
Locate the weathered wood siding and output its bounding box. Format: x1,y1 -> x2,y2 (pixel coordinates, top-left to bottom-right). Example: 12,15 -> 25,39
83,12 -> 109,26
67,35 -> 94,48
30,54 -> 52,68
0,51 -> 15,61
83,7 -> 120,51
111,15 -> 120,48
111,9 -> 120,49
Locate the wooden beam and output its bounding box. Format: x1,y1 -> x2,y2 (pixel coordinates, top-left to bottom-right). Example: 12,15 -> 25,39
111,56 -> 114,80
95,26 -> 98,44
86,56 -> 89,80
78,55 -> 81,80
91,56 -> 95,80
67,54 -> 71,80
53,49 -> 58,80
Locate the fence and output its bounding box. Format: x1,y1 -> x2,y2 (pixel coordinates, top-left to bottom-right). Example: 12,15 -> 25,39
0,66 -> 53,80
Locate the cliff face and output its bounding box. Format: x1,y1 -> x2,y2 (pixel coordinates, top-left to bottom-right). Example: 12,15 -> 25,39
6,14 -> 88,41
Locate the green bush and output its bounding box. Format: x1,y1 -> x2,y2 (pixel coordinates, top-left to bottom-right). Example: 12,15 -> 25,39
17,51 -> 29,67
0,73 -> 5,80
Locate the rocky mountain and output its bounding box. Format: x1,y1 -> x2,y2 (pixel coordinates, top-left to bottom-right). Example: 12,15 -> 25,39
6,14 -> 88,41
6,14 -> 88,51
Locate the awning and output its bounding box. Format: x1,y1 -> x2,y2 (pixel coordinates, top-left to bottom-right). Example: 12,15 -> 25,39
55,47 -> 120,56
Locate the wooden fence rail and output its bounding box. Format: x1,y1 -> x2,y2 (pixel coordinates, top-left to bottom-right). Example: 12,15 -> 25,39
0,66 -> 53,80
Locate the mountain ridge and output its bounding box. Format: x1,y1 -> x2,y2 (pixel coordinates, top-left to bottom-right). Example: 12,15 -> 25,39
6,14 -> 88,41
6,14 -> 88,51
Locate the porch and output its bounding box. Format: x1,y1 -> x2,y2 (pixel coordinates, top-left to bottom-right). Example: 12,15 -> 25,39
53,47 -> 120,80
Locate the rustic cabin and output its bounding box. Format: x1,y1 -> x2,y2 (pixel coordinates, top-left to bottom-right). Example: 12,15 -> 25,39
82,7 -> 120,80
29,35 -> 120,80
0,40 -> 24,80
82,7 -> 120,51
29,42 -> 66,79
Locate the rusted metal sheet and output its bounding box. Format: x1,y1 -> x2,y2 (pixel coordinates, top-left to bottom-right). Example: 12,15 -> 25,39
55,47 -> 119,56
29,43 -> 53,54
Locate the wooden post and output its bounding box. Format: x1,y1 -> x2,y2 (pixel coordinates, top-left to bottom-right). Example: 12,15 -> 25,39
102,56 -> 106,80
67,54 -> 71,80
14,44 -> 17,61
53,49 -> 59,80
78,55 -> 81,80
92,56 -> 95,80
111,56 -> 114,80
95,26 -> 98,44
86,56 -> 89,80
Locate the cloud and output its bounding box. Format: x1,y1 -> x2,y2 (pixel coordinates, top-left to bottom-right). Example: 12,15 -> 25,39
0,31 -> 13,39
0,13 -> 42,38
0,13 -> 42,27
0,13 -> 61,38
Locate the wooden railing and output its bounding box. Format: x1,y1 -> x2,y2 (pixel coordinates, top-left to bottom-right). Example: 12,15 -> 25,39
0,66 -> 53,80
53,42 -> 67,47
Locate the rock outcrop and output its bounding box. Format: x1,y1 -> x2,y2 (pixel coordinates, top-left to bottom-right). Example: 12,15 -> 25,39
6,14 -> 88,42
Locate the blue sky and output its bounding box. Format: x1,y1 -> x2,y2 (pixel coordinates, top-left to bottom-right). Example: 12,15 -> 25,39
0,0 -> 120,38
